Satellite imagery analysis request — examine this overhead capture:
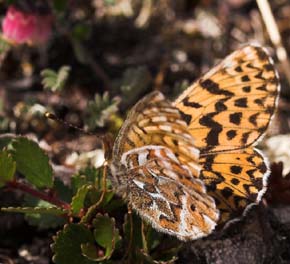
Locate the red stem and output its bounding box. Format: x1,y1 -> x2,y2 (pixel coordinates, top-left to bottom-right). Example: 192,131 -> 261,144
6,180 -> 71,210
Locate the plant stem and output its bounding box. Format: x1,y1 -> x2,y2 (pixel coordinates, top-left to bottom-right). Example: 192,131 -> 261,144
6,180 -> 71,210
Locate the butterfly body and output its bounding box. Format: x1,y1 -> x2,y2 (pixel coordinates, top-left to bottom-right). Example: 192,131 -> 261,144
109,44 -> 279,240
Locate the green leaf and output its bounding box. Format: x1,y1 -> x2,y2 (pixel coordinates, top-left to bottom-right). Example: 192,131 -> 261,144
52,224 -> 96,264
41,66 -> 70,92
11,137 -> 53,188
85,92 -> 121,129
0,150 -> 15,187
91,214 -> 120,261
71,184 -> 92,215
1,206 -> 65,215
23,196 -> 66,229
80,243 -> 100,261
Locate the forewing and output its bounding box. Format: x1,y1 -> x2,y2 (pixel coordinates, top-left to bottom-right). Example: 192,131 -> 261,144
199,148 -> 268,224
112,91 -> 200,176
174,45 -> 279,153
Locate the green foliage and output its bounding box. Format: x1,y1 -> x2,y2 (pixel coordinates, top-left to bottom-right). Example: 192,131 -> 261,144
0,36 -> 11,54
52,224 -> 96,264
71,184 -> 92,215
41,66 -> 71,92
1,205 -> 65,215
11,137 -> 53,188
0,135 -> 182,262
85,92 -> 121,129
91,214 -> 120,261
0,135 -> 181,262
52,214 -> 121,264
71,167 -> 101,194
23,195 -> 67,229
0,150 -> 15,187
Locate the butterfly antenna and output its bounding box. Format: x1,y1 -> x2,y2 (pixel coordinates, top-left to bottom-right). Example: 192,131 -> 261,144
44,112 -> 94,135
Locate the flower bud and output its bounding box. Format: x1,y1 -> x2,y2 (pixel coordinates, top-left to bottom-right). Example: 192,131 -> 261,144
2,5 -> 52,45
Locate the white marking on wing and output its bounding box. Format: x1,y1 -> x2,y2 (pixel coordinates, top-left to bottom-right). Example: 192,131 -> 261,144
138,150 -> 148,166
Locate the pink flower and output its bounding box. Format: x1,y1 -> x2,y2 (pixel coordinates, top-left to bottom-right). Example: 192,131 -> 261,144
2,5 -> 52,45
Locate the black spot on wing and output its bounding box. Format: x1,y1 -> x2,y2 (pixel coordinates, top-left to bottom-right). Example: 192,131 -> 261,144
221,187 -> 233,199
235,66 -> 243,72
179,110 -> 192,124
249,113 -> 259,126
234,97 -> 248,108
200,112 -> 222,149
255,47 -> 268,60
241,75 -> 250,82
242,86 -> 251,93
200,79 -> 234,96
201,155 -> 215,171
256,85 -> 267,91
230,165 -> 243,174
190,204 -> 196,211
229,112 -> 242,125
183,97 -> 202,108
246,169 -> 256,180
231,178 -> 240,185
255,71 -> 266,80
258,162 -> 267,174
264,63 -> 274,72
241,132 -> 251,144
215,98 -> 228,111
226,130 -> 237,140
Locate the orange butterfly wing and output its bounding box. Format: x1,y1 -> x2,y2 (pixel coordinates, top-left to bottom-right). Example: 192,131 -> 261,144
174,45 -> 279,223
110,91 -> 219,240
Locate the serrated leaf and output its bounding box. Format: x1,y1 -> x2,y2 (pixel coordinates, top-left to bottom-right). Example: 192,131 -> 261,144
1,206 -> 65,215
52,224 -> 96,264
71,184 -> 92,215
0,150 -> 15,187
92,214 -> 120,261
23,196 -> 67,229
11,137 -> 53,188
81,243 -> 100,260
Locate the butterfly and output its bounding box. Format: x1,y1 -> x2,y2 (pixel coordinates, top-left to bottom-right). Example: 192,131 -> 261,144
109,44 -> 280,241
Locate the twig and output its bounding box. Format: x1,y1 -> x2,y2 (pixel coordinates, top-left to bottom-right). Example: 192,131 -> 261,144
256,0 -> 290,86
135,0 -> 152,28
6,180 -> 71,210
